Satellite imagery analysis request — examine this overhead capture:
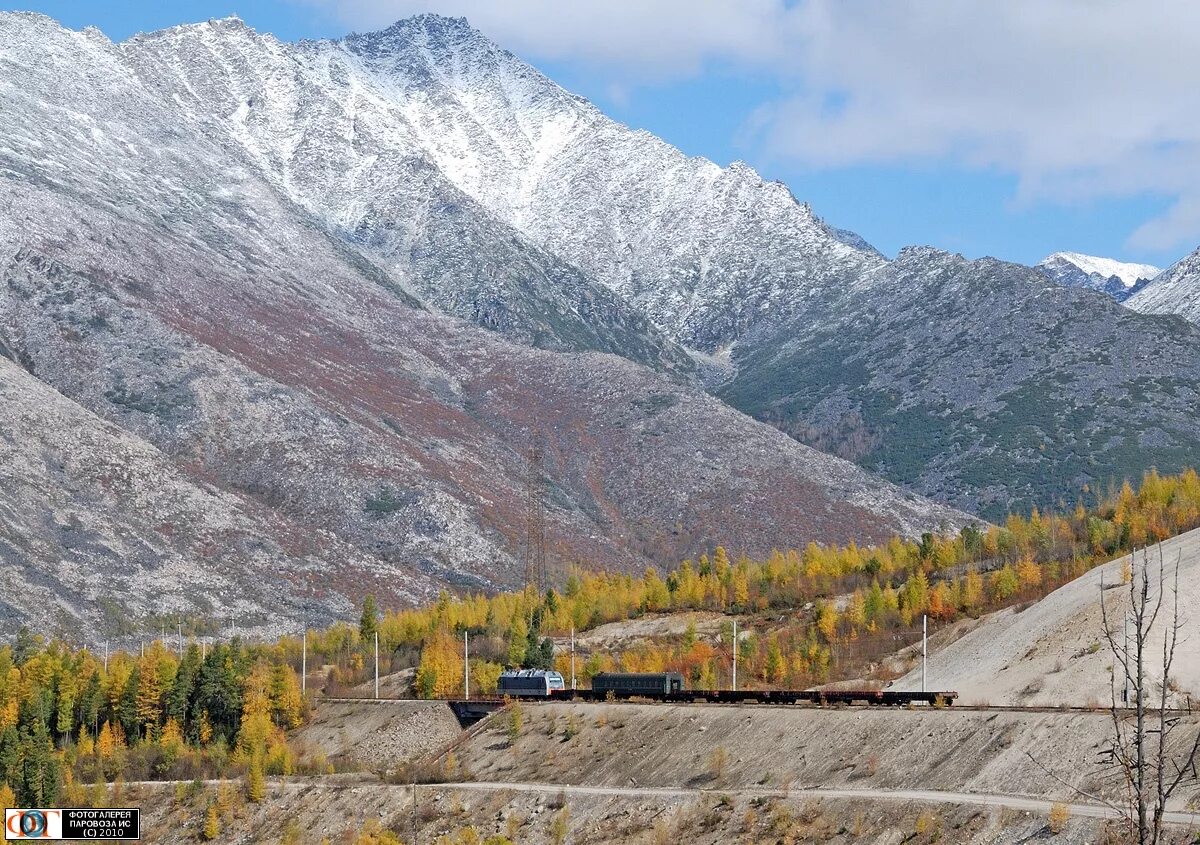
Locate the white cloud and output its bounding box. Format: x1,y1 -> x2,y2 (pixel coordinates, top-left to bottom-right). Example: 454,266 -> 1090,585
298,0 -> 1200,253
300,0 -> 798,78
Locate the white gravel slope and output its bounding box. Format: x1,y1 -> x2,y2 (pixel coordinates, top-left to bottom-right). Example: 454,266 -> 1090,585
893,526 -> 1200,706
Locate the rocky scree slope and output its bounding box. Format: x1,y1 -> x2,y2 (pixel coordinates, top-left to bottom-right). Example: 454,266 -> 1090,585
0,12 -> 967,635
0,352 -> 432,640
721,247 -> 1200,518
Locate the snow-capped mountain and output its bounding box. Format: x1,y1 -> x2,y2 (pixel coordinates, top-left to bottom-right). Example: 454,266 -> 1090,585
121,14 -> 880,354
121,16 -> 693,376
1126,246 -> 1200,323
0,11 -> 968,636
1036,252 -> 1160,301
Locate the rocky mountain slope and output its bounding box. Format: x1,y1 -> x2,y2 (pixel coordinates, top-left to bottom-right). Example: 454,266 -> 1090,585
1127,245 -> 1200,324
1036,252 -> 1159,301
0,12 -> 967,637
0,352 -> 435,639
110,13 -> 1200,522
721,248 -> 1200,517
120,14 -> 881,355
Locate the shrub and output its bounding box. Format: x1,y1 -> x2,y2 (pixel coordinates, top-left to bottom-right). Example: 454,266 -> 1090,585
455,827 -> 481,845
245,751 -> 266,803
562,714 -> 580,741
352,820 -> 404,845
281,819 -> 303,845
741,807 -> 758,831
1048,802 -> 1070,833
709,746 -> 728,781
201,801 -> 220,841
915,810 -> 937,836
549,807 -> 571,845
364,488 -> 410,519
506,701 -> 523,745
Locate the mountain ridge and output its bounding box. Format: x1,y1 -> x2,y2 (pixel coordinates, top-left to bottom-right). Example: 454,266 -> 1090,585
0,10 -> 968,636
1127,245 -> 1200,324
721,246 -> 1200,517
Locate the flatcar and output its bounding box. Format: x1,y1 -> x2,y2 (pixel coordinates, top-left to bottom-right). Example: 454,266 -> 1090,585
591,671 -> 684,696
497,669 -> 566,696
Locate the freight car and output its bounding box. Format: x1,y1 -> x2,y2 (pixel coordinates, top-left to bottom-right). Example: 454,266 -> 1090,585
497,669 -> 566,696
591,671 -> 684,695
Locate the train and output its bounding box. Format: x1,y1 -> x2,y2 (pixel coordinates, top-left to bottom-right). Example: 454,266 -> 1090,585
491,670 -> 954,707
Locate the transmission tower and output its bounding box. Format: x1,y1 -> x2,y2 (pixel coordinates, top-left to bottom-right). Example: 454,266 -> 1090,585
524,442 -> 547,596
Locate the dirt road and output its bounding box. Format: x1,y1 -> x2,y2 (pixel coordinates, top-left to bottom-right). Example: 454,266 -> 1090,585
438,780 -> 1200,827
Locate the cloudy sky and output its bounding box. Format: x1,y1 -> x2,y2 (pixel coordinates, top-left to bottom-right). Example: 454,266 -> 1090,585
12,0 -> 1199,268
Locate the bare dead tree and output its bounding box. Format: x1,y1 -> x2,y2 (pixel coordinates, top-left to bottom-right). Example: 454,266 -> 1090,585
1099,544 -> 1200,845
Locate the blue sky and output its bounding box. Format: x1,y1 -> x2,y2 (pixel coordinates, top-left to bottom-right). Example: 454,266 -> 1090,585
7,1 -> 1192,270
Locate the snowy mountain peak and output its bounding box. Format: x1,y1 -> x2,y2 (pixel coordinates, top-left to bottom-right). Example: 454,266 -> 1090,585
1037,252 -> 1160,302
352,13 -> 495,60
1041,252 -> 1159,287
390,13 -> 474,32
328,15 -> 885,350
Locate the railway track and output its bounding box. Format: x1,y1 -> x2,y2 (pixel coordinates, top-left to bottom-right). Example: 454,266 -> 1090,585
321,694 -> 1196,719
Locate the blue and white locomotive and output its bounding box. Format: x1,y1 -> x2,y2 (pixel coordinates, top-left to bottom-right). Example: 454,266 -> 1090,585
497,669 -> 566,696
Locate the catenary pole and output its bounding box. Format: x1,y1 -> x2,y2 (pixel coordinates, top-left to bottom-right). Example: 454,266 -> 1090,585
411,782 -> 418,845
464,630 -> 470,699
374,631 -> 380,700
570,626 -> 576,690
732,619 -> 738,692
301,628 -> 307,696
922,614 -> 928,693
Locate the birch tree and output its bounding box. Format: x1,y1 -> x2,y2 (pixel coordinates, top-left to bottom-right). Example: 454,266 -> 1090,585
1099,545 -> 1200,845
